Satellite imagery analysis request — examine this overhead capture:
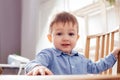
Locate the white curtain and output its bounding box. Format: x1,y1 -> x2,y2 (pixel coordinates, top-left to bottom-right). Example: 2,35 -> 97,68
21,0 -> 62,60
21,0 -> 41,59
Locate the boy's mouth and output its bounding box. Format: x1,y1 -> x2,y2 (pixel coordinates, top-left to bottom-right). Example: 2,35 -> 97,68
61,44 -> 70,46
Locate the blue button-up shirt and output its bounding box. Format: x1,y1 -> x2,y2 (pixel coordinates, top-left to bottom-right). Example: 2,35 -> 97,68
25,48 -> 116,75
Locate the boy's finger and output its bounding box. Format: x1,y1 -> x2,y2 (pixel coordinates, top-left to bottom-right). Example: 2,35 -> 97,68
33,70 -> 40,76
39,68 -> 45,75
27,71 -> 33,75
45,68 -> 53,75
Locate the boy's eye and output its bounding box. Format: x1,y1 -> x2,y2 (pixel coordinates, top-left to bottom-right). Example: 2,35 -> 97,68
56,33 -> 62,36
69,33 -> 75,36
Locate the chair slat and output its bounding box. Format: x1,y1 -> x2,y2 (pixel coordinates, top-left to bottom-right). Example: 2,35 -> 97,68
95,37 -> 100,61
117,53 -> 120,73
105,34 -> 110,56
108,32 -> 115,74
100,35 -> 105,58
85,37 -> 90,58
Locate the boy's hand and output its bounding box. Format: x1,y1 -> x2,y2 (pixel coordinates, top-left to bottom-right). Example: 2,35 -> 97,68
27,66 -> 53,76
112,48 -> 120,59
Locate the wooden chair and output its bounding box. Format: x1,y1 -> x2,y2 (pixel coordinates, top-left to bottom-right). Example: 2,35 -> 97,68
0,67 -> 3,74
84,27 -> 120,74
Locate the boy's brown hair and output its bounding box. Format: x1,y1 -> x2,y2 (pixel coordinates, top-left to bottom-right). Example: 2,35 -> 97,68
49,12 -> 79,34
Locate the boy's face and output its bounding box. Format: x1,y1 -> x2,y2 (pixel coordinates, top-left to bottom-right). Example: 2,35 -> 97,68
48,22 -> 79,54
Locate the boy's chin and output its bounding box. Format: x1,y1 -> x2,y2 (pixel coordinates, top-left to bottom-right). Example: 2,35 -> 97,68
62,50 -> 71,54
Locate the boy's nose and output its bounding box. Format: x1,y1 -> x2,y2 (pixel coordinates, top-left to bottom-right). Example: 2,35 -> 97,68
62,35 -> 69,41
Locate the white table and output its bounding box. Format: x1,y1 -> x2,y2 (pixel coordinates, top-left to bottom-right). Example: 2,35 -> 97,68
0,74 -> 120,80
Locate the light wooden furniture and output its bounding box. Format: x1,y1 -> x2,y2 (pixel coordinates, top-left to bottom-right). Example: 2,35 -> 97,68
84,28 -> 120,74
0,67 -> 2,74
0,75 -> 120,80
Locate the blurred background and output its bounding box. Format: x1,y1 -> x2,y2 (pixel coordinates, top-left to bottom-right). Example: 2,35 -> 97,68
0,0 -> 119,66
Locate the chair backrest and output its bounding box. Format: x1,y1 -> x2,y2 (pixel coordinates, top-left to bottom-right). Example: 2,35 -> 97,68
84,28 -> 120,74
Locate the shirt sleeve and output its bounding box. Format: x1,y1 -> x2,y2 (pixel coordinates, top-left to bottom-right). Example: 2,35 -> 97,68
87,53 -> 117,74
24,49 -> 52,73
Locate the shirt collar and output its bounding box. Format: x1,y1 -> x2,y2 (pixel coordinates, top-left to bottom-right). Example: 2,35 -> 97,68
52,47 -> 79,56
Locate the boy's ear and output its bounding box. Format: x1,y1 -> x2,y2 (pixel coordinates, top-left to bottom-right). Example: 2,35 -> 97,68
47,34 -> 52,42
77,35 -> 80,40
